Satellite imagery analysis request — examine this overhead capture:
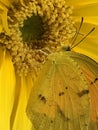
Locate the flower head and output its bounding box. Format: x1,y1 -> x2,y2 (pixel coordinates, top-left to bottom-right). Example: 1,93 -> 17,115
0,0 -> 76,76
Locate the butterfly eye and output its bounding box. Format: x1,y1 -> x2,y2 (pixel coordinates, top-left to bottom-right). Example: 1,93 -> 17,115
61,46 -> 71,51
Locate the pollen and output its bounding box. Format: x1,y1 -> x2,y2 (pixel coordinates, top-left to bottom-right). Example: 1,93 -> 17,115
0,0 -> 76,76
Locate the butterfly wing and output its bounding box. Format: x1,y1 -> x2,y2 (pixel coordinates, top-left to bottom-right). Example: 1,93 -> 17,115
26,52 -> 90,130
65,51 -> 98,129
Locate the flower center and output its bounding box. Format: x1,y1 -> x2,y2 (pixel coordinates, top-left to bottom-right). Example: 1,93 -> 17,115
20,15 -> 45,42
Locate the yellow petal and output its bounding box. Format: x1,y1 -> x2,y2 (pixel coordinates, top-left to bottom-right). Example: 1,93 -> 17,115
74,16 -> 98,25
0,24 -> 3,32
72,1 -> 98,25
73,2 -> 98,17
0,2 -> 10,34
0,0 -> 11,7
0,0 -> 24,7
67,0 -> 98,20
74,22 -> 98,38
11,74 -> 34,130
67,0 -> 98,7
7,0 -> 25,6
1,9 -> 10,34
0,46 -> 5,68
0,51 -> 15,130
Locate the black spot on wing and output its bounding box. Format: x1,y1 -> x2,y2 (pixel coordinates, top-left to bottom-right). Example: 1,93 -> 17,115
84,124 -> 88,127
44,113 -> 46,117
59,92 -> 65,96
38,94 -> 42,98
90,81 -> 93,85
38,94 -> 47,103
94,77 -> 98,83
77,89 -> 89,97
90,77 -> 98,85
51,120 -> 53,123
96,116 -> 98,120
65,86 -> 68,89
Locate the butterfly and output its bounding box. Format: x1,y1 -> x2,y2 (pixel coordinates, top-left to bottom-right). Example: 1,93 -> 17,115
26,17 -> 98,130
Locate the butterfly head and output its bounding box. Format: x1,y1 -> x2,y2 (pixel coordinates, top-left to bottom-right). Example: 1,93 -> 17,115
61,45 -> 71,51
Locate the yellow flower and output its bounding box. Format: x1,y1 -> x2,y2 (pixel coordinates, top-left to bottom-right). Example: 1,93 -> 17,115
0,0 -> 98,130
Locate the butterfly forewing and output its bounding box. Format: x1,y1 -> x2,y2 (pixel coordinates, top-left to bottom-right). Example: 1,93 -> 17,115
27,52 -> 90,130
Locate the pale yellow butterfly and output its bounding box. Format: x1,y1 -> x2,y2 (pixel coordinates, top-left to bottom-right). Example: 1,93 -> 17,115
26,18 -> 98,130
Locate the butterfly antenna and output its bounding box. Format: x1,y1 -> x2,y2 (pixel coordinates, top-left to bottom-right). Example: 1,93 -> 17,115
71,27 -> 95,49
70,17 -> 84,48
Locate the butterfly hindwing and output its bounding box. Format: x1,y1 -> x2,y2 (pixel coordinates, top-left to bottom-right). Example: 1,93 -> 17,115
65,51 -> 98,129
27,52 -> 90,130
